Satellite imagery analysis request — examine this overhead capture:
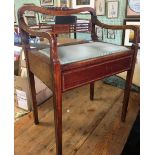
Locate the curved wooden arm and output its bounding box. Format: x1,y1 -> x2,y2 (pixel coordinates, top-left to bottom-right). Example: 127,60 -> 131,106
18,5 -> 96,37
95,18 -> 140,47
18,5 -> 96,63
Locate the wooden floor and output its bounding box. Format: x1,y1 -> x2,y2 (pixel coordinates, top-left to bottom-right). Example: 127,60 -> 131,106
14,81 -> 140,155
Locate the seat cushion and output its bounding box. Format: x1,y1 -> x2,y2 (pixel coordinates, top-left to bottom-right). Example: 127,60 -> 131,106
38,42 -> 130,65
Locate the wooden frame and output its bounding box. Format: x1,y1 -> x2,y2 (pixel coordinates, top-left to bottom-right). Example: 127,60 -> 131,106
40,0 -> 54,6
95,0 -> 105,16
122,18 -> 140,47
107,1 -> 119,19
18,5 -> 139,155
126,0 -> 140,18
72,0 -> 95,9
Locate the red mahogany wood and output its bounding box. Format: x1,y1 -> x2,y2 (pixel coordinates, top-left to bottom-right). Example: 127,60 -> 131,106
18,5 -> 139,155
62,55 -> 133,91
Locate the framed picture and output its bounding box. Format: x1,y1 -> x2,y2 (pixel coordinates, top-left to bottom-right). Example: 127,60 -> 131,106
72,0 -> 95,9
126,0 -> 140,18
95,0 -> 105,15
107,1 -> 119,18
40,0 -> 54,6
23,4 -> 36,17
41,14 -> 55,22
107,29 -> 115,39
123,18 -> 140,47
57,0 -> 70,7
25,16 -> 38,26
25,11 -> 35,17
25,12 -> 36,17
95,26 -> 103,40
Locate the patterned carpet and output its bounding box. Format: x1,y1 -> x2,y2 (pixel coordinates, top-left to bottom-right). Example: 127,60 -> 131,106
103,75 -> 140,92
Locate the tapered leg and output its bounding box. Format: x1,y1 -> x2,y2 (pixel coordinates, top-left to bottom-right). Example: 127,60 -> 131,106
121,46 -> 138,122
121,69 -> 135,122
53,90 -> 62,155
90,82 -> 94,100
28,71 -> 39,125
53,65 -> 62,155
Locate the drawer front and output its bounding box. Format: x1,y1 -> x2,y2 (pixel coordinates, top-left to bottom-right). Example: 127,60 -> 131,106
62,56 -> 132,91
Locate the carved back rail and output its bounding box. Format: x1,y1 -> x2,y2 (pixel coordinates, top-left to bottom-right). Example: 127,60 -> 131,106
29,23 -> 92,34
18,5 -> 139,44
18,5 -> 97,39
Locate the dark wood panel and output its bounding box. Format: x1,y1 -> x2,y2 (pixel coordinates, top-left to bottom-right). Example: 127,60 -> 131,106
28,51 -> 53,90
62,56 -> 132,91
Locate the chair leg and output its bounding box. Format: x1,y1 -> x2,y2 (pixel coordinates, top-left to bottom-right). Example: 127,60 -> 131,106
121,48 -> 138,122
53,92 -> 62,155
53,73 -> 62,155
28,71 -> 39,125
90,82 -> 94,100
121,69 -> 134,122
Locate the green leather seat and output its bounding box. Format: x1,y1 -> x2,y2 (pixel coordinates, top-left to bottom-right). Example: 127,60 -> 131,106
38,42 -> 130,65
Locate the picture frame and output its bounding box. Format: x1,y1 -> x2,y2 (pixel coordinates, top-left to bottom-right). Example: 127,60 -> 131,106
107,1 -> 119,19
24,16 -> 38,26
95,0 -> 105,16
72,0 -> 95,9
95,26 -> 103,40
41,14 -> 55,22
40,0 -> 54,6
56,0 -> 70,7
126,0 -> 140,18
122,18 -> 140,47
24,3 -> 36,17
25,11 -> 35,17
107,29 -> 115,39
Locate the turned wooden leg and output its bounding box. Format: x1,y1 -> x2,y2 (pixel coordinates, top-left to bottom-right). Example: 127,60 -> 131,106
53,88 -> 62,155
121,69 -> 134,122
90,82 -> 94,100
121,47 -> 138,122
29,71 -> 39,125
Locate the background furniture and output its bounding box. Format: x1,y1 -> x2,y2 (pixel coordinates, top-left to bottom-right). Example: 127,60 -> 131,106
18,5 -> 139,155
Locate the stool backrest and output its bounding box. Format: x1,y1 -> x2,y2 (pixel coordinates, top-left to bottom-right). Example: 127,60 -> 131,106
17,6 -> 98,43
55,16 -> 77,39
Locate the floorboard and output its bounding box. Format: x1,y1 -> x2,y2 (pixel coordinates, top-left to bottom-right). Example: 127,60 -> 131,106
14,81 -> 140,155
